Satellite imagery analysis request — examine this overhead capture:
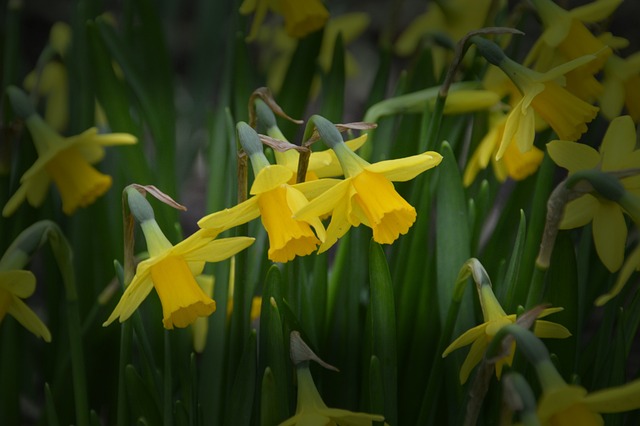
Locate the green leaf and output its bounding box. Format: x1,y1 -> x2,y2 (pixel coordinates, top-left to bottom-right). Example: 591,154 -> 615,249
319,33 -> 345,123
223,330 -> 257,426
368,241 -> 398,425
125,364 -> 162,426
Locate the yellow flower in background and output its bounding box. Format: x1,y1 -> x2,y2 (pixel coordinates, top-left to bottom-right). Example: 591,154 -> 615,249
395,0 -> 501,74
442,283 -> 569,384
494,54 -> 598,160
547,116 -> 640,272
527,0 -> 620,101
104,218 -> 254,329
199,164 -> 329,263
191,274 -> 214,353
537,375 -> 640,425
257,13 -> 369,95
24,62 -> 68,132
279,363 -> 385,426
295,137 -> 442,252
0,270 -> 51,342
600,52 -> 640,122
3,87 -> 137,217
463,111 -> 545,186
240,0 -> 329,42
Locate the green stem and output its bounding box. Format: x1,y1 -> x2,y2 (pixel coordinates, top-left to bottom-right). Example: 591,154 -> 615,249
164,329 -> 173,426
65,295 -> 90,426
117,320 -> 133,425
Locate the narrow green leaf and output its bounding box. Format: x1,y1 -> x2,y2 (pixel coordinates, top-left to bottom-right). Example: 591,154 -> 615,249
368,241 -> 398,426
223,330 -> 257,426
44,383 -> 60,426
319,33 -> 345,122
369,356 -> 385,426
125,364 -> 163,426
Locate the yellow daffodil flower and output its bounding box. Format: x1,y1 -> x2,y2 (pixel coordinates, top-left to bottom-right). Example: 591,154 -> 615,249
494,54 -> 599,160
443,283 -> 570,384
294,123 -> 442,252
280,362 -> 385,426
533,356 -> 640,425
199,123 -> 330,263
3,87 -> 137,217
395,0 -> 501,75
199,164 -> 329,263
547,115 -> 640,272
463,111 -> 545,186
24,61 -> 68,132
527,0 -> 620,101
191,274 -> 214,353
240,0 -> 329,42
104,190 -> 255,329
0,270 -> 51,342
256,13 -> 368,95
600,52 -> 640,122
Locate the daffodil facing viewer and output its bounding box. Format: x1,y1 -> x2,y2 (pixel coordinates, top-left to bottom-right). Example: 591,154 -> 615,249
198,122 -> 328,263
443,260 -> 570,384
294,115 -> 442,252
3,86 -> 137,216
104,188 -> 254,329
547,115 -> 640,273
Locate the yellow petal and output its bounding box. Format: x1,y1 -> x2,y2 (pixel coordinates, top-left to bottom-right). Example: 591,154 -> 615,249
583,378 -> 640,413
592,201 -> 625,272
183,237 -> 255,263
0,270 -> 37,298
459,337 -> 487,384
538,385 -> 588,423
560,195 -> 598,229
443,323 -> 488,357
7,297 -> 52,342
364,151 -> 443,182
316,186 -> 355,253
595,244 -> 640,306
600,115 -> 636,171
103,268 -> 154,326
251,165 -> 294,194
569,0 -> 622,23
293,178 -> 342,200
497,99 -> 525,160
295,179 -> 351,221
547,140 -> 600,173
197,197 -> 261,231
286,185 -> 326,242
533,320 -> 572,339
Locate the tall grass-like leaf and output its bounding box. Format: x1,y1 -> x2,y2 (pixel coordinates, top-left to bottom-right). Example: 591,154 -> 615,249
223,330 -> 257,426
368,241 -> 398,425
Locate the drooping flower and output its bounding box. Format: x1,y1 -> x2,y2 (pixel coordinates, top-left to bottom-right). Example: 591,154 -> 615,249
3,87 -> 137,216
599,52 -> 640,122
280,362 -> 385,426
473,37 -> 599,160
526,0 -> 620,101
281,330 -> 385,426
463,110 -> 545,186
442,281 -> 569,384
294,116 -> 442,252
240,0 -> 329,42
0,270 -> 51,342
395,0 -> 501,75
198,123 -> 329,263
104,190 -> 255,329
547,115 -> 640,272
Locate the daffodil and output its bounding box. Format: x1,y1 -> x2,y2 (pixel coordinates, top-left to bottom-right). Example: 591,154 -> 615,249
531,344 -> 640,425
294,116 -> 442,252
256,13 -> 368,95
463,111 -> 545,186
599,52 -> 640,122
547,115 -> 640,272
240,0 -> 329,42
280,362 -> 385,426
395,0 -> 500,74
527,0 -> 620,101
282,330 -> 385,426
104,190 -> 255,329
3,87 -> 137,216
191,274 -> 214,353
475,40 -> 599,159
0,270 -> 51,342
443,283 -> 570,384
198,123 -> 329,263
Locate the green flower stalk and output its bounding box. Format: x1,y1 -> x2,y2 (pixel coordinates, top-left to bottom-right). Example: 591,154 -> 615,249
104,187 -> 254,329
